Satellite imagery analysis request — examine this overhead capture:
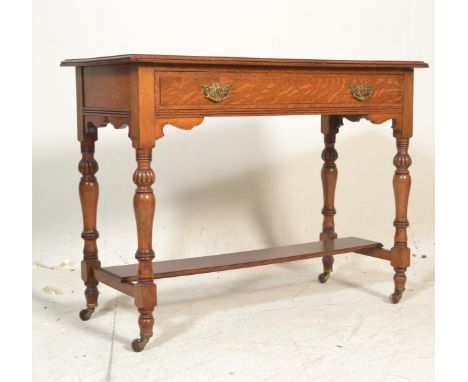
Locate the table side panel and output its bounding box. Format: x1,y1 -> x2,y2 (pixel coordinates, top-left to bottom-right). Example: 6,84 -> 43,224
83,65 -> 132,111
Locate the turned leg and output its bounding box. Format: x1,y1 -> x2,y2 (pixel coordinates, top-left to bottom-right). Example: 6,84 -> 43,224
318,116 -> 341,283
390,138 -> 412,303
78,131 -> 101,320
131,148 -> 157,352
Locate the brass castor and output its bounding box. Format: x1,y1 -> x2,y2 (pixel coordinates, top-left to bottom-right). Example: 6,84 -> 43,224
318,272 -> 330,283
131,333 -> 152,352
79,304 -> 96,321
389,289 -> 404,304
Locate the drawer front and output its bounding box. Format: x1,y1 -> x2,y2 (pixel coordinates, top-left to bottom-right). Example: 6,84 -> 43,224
156,71 -> 403,112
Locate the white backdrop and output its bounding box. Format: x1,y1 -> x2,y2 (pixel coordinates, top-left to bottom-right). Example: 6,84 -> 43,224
33,0 -> 434,266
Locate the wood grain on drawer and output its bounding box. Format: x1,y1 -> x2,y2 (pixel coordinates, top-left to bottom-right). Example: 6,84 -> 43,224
156,71 -> 403,112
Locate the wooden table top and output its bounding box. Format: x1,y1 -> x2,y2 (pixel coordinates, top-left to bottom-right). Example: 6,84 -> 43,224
60,54 -> 429,69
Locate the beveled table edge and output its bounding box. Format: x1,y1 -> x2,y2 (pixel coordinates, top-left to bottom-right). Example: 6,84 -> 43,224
60,54 -> 429,69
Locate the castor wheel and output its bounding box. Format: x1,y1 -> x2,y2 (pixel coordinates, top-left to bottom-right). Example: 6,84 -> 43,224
131,334 -> 152,352
389,289 -> 404,304
318,272 -> 330,283
79,304 -> 96,321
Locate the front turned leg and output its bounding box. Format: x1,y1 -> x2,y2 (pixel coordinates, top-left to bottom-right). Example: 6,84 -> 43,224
78,135 -> 101,320
318,116 -> 341,283
132,148 -> 157,352
390,138 -> 412,303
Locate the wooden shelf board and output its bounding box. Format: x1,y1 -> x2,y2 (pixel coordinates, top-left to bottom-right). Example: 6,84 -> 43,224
100,237 -> 382,283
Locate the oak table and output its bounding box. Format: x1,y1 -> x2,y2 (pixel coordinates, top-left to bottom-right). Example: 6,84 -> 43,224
61,54 -> 428,352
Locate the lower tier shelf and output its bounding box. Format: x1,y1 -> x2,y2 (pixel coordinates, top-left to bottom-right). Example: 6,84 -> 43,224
96,237 -> 383,294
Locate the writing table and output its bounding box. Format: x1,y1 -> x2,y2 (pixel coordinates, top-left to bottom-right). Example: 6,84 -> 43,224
61,54 -> 428,351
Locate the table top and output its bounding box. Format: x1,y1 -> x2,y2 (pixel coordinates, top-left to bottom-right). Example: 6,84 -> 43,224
60,54 -> 429,69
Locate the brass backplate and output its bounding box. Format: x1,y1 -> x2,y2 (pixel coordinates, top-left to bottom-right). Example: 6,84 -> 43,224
202,82 -> 231,103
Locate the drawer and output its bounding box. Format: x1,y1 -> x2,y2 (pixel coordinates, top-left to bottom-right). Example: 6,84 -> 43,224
156,71 -> 403,112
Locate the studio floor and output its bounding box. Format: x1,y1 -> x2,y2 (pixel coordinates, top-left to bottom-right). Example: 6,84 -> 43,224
32,234 -> 434,382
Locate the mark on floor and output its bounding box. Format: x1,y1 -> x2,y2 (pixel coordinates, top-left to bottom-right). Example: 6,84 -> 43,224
33,260 -> 74,270
106,296 -> 119,382
42,286 -> 63,295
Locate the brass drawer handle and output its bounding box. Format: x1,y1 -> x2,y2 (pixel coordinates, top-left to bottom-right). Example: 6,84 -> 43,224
349,84 -> 373,101
202,82 -> 231,103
